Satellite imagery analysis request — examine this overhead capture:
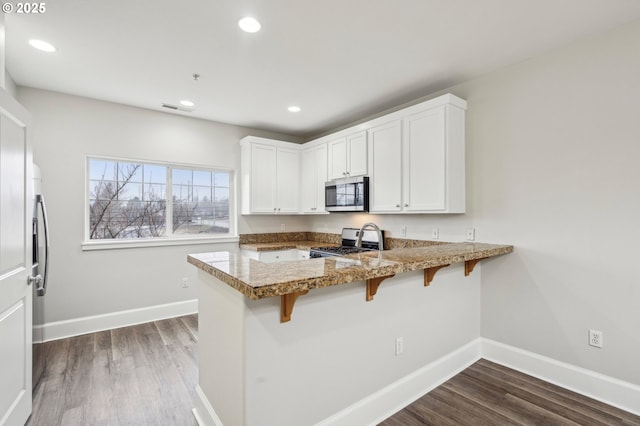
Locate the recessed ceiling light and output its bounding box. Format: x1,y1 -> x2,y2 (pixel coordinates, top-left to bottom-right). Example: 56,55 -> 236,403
29,39 -> 56,52
288,106 -> 301,113
180,100 -> 195,107
238,17 -> 261,33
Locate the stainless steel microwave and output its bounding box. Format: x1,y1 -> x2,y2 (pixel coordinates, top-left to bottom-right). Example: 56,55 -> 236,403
325,176 -> 369,212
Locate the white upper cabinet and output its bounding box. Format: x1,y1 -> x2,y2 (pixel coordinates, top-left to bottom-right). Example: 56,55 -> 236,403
247,142 -> 277,213
300,143 -> 328,213
368,95 -> 466,214
401,105 -> 465,212
276,147 -> 300,213
241,93 -> 466,216
368,120 -> 403,212
327,130 -> 367,180
240,136 -> 300,214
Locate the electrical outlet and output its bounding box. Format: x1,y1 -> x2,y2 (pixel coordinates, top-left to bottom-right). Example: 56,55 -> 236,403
589,329 -> 603,348
181,277 -> 189,288
466,228 -> 475,241
280,223 -> 286,231
401,226 -> 407,237
431,228 -> 439,240
395,337 -> 404,356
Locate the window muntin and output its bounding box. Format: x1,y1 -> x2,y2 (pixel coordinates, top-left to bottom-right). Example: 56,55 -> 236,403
88,158 -> 232,240
171,168 -> 231,235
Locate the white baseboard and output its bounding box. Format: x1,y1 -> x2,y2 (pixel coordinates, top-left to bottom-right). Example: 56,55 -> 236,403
316,338 -> 482,426
481,338 -> 640,416
34,299 -> 198,342
193,385 -> 224,426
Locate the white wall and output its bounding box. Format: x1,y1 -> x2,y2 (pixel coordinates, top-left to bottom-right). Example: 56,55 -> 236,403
308,19 -> 640,388
17,87 -> 308,324
465,19 -> 640,386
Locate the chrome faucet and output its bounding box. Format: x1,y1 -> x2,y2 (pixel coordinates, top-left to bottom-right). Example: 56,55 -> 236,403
356,222 -> 384,255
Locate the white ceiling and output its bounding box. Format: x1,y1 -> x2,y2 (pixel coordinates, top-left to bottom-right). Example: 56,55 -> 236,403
6,1 -> 640,139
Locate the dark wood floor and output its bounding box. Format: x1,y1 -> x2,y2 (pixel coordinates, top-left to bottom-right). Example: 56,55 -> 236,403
380,358 -> 640,426
27,315 -> 640,425
27,314 -> 198,426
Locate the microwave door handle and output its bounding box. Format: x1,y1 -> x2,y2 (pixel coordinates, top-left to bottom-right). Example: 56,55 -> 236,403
36,194 -> 50,296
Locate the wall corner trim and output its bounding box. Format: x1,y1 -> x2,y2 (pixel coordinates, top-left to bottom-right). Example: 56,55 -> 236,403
34,299 -> 198,342
481,338 -> 640,416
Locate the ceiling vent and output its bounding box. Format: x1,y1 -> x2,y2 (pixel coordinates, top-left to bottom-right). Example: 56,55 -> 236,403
161,103 -> 194,113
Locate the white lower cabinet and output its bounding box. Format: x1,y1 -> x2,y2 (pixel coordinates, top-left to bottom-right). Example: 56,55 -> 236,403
242,249 -> 309,262
297,250 -> 310,260
300,143 -> 327,213
368,100 -> 466,214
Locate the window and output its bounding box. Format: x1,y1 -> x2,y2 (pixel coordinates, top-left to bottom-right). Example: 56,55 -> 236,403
87,157 -> 233,242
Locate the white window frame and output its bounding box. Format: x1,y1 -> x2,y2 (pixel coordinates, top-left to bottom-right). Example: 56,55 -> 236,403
82,155 -> 238,251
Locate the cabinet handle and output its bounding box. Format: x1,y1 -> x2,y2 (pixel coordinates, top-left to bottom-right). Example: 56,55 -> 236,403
404,203 -> 409,207
396,204 -> 400,208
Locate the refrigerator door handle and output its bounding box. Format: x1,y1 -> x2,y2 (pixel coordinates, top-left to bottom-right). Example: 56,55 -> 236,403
35,194 -> 50,296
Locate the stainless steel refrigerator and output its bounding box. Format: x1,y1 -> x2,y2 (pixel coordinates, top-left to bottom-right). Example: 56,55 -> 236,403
32,164 -> 50,391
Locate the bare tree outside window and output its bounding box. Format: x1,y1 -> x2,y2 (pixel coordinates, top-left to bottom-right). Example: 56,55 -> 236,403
88,159 -> 231,240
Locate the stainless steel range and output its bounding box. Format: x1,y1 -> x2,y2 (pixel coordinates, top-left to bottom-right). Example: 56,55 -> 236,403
310,227 -> 384,258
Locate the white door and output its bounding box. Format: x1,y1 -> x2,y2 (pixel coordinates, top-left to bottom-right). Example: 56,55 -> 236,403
0,89 -> 33,425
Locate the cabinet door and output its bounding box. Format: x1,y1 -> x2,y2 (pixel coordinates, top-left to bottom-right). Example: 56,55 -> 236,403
300,148 -> 316,213
314,144 -> 328,212
346,131 -> 367,177
250,143 -> 277,213
276,147 -> 300,213
368,120 -> 402,212
298,250 -> 310,260
327,137 -> 347,180
259,249 -> 298,263
403,107 -> 446,211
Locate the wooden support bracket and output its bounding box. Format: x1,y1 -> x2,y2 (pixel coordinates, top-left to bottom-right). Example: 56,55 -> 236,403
280,290 -> 309,323
366,275 -> 395,301
464,258 -> 488,276
423,264 -> 450,286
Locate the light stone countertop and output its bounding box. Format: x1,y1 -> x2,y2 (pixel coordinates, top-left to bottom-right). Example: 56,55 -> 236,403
188,242 -> 513,300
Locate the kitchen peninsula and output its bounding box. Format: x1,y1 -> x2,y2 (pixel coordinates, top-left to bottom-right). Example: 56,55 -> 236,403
189,234 -> 512,426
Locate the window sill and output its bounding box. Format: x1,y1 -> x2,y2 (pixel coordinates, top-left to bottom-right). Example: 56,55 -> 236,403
81,235 -> 240,251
